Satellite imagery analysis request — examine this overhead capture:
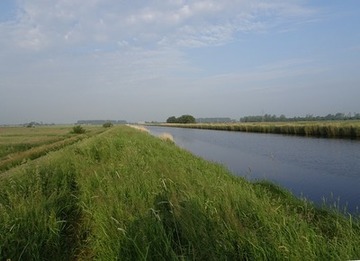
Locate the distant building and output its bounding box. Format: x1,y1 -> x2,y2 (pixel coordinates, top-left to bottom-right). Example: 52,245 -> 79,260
196,117 -> 235,123
76,120 -> 127,125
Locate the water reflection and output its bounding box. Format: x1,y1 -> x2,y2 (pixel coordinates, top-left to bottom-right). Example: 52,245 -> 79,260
148,126 -> 360,214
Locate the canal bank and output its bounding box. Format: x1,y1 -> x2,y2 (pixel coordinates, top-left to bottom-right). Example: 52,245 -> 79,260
148,125 -> 360,214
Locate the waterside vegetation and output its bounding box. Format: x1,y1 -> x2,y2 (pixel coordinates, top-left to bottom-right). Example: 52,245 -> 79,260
161,121 -> 360,139
1,126 -> 359,260
240,113 -> 360,122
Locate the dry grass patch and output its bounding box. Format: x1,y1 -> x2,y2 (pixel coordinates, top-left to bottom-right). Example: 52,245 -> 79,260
126,124 -> 149,133
159,132 -> 174,142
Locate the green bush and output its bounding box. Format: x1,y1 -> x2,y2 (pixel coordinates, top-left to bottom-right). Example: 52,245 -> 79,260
72,125 -> 85,134
166,115 -> 196,124
103,122 -> 113,128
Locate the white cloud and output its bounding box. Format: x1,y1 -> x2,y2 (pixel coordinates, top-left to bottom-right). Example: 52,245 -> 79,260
0,0 -> 319,73
0,0 -> 318,78
0,0 -> 327,123
1,0 -> 316,53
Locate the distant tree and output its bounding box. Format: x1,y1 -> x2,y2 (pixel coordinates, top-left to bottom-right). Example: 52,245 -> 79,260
103,122 -> 113,128
335,113 -> 345,120
166,115 -> 196,124
177,115 -> 196,123
26,121 -> 40,127
166,116 -> 177,123
240,112 -> 360,122
72,125 -> 86,134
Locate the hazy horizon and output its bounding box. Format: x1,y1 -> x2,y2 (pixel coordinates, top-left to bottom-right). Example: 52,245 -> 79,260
1,1 -> 360,124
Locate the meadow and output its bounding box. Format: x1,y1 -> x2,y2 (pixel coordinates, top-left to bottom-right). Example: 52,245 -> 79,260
160,121 -> 360,139
0,126 -> 104,172
0,125 -> 359,260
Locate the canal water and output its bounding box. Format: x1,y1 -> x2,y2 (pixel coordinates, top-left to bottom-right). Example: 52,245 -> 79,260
147,126 -> 360,214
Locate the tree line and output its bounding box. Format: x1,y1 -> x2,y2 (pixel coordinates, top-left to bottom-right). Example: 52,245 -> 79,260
240,113 -> 360,122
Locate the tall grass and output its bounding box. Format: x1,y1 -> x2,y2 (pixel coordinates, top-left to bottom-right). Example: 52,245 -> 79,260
0,151 -> 82,260
160,121 -> 360,139
0,126 -> 359,260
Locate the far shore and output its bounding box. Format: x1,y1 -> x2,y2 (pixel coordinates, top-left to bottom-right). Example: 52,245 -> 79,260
148,120 -> 360,139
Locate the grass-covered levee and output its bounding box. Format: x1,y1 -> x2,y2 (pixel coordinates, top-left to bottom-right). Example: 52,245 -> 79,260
0,126 -> 359,260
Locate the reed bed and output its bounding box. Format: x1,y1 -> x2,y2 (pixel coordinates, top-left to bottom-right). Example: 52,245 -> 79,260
162,121 -> 360,139
0,126 -> 359,260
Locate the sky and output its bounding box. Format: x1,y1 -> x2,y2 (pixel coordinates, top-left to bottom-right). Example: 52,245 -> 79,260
0,0 -> 359,124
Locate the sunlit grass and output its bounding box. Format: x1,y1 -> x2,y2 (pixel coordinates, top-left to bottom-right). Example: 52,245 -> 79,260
0,126 -> 72,158
0,126 -> 359,260
126,124 -> 150,133
159,132 -> 174,142
0,126 -> 104,172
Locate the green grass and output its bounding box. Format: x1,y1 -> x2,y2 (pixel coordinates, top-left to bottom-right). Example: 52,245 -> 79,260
0,126 -> 71,158
0,126 -> 104,172
159,121 -> 360,139
0,126 -> 359,260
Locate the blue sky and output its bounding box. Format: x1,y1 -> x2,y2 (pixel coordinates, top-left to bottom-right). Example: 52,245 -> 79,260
0,0 -> 359,124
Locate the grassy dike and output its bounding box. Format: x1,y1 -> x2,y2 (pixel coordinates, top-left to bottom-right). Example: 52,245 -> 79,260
0,126 -> 359,260
160,121 -> 360,139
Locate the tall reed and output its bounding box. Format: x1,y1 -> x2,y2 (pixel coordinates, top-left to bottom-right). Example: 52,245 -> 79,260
162,121 -> 360,139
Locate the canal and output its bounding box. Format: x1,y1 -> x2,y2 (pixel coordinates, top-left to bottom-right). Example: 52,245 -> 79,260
147,126 -> 360,214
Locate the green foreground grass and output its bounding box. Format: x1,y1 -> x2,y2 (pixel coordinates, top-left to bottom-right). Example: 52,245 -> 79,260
160,121 -> 360,139
0,126 -> 359,260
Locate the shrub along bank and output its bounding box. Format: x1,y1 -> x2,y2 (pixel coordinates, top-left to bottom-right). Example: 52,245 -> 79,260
0,126 -> 359,260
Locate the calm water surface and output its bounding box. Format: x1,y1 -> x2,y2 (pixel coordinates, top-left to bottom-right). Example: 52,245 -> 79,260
148,126 -> 360,214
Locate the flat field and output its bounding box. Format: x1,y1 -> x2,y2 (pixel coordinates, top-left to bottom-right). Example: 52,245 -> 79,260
160,120 -> 360,139
0,125 -> 104,172
0,125 -> 359,260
